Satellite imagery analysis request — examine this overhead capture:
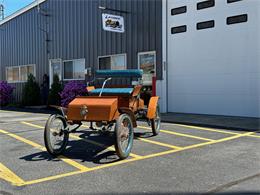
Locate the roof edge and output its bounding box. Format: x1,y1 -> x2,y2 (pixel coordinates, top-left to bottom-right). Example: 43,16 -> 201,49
0,0 -> 47,26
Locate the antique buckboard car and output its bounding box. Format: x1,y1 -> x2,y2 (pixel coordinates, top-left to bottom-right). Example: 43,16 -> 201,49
44,69 -> 161,159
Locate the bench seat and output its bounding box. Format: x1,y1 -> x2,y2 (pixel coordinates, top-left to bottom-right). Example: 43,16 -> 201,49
89,88 -> 134,95
95,69 -> 143,78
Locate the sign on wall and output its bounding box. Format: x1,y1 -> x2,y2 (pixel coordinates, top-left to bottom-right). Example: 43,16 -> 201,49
102,13 -> 125,33
138,51 -> 156,86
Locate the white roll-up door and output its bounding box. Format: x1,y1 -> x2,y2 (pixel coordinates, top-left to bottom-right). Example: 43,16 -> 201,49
167,0 -> 260,117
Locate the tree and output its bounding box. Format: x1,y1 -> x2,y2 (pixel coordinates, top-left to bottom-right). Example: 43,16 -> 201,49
47,74 -> 63,106
22,74 -> 40,106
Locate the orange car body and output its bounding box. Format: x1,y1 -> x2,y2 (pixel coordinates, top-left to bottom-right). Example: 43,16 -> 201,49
67,96 -> 119,122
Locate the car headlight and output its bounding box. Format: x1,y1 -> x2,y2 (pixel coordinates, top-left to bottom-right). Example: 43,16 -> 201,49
80,105 -> 88,117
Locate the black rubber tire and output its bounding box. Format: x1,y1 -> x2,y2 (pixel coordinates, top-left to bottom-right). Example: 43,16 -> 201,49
44,114 -> 69,156
114,114 -> 134,160
151,106 -> 161,136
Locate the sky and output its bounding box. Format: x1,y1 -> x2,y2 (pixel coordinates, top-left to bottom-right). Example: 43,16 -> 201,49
2,0 -> 35,17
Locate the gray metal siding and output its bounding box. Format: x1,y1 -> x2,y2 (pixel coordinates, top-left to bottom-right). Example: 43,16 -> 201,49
0,0 -> 162,102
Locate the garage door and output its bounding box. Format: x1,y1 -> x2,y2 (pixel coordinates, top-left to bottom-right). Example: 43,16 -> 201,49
167,0 -> 260,117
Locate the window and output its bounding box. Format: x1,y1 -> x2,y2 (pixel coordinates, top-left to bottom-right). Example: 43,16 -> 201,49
6,65 -> 35,82
197,20 -> 215,30
171,6 -> 187,16
138,51 -> 156,86
63,59 -> 85,80
227,0 -> 242,3
197,0 -> 215,10
171,25 -> 187,34
20,65 -> 34,81
227,14 -> 247,25
98,54 -> 126,70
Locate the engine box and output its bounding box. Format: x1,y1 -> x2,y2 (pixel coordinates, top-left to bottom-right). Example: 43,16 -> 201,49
67,96 -> 119,122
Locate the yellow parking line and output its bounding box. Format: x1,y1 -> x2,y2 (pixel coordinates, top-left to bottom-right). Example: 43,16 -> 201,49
0,129 -> 89,171
173,124 -> 260,139
247,134 -> 260,139
0,162 -> 25,186
83,124 -> 182,150
22,122 -> 142,159
0,110 -> 29,115
173,124 -> 240,135
138,125 -> 214,141
0,129 -> 45,150
70,134 -> 142,159
21,121 -> 46,129
15,128 -> 258,186
22,170 -> 83,186
136,137 -> 182,150
21,157 -> 137,186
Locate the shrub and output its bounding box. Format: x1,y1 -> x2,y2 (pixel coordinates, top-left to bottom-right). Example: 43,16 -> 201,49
47,74 -> 63,106
60,81 -> 86,107
22,74 -> 41,106
0,81 -> 15,106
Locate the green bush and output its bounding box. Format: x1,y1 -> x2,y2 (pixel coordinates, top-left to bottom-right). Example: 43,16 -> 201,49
47,74 -> 63,106
22,74 -> 41,106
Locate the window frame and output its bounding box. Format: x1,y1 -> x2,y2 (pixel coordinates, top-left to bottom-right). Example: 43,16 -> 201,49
98,53 -> 127,70
63,58 -> 86,81
5,64 -> 36,83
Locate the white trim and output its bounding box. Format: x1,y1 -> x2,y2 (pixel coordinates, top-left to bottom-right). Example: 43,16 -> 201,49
63,58 -> 85,81
0,0 -> 47,26
49,58 -> 62,86
98,53 -> 127,70
157,0 -> 168,113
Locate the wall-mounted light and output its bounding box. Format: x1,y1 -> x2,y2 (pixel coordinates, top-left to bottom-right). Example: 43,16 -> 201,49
98,6 -> 106,10
98,5 -> 129,14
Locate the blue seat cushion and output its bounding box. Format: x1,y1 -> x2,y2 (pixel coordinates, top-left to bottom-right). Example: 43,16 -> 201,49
89,88 -> 133,95
95,69 -> 143,78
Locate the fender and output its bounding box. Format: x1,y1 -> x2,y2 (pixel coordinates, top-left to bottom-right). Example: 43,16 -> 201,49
49,105 -> 68,118
147,96 -> 159,119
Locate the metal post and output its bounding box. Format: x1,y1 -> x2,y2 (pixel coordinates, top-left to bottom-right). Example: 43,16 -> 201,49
0,4 -> 4,21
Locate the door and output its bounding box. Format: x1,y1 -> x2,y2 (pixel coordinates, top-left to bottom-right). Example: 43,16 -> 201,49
166,0 -> 259,117
49,59 -> 62,86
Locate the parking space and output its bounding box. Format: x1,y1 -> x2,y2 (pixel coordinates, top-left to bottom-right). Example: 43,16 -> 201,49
0,110 -> 260,194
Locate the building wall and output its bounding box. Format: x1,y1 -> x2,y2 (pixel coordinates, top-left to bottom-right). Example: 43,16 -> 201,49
0,0 -> 162,102
165,0 -> 260,117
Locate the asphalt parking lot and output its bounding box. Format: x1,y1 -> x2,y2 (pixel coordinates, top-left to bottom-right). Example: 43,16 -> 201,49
0,110 -> 260,195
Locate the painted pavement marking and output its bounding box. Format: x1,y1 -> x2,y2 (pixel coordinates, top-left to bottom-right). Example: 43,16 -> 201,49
16,130 -> 258,186
138,125 -> 214,141
0,162 -> 25,186
81,124 -> 183,150
22,122 -> 142,159
0,129 -> 90,172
